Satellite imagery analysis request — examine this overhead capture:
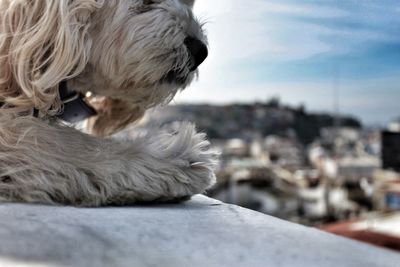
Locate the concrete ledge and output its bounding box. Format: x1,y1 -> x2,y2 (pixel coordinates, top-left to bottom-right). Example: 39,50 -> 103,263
0,195 -> 399,267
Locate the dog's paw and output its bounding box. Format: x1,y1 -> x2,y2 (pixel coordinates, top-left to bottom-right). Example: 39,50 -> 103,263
145,122 -> 219,199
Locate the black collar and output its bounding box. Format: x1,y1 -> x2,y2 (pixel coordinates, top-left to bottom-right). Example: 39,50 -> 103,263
57,81 -> 97,123
34,81 -> 97,123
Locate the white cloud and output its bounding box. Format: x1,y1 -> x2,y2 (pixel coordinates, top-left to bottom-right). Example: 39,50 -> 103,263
189,0 -> 347,97
194,0 -> 349,62
251,2 -> 348,18
194,0 -> 400,64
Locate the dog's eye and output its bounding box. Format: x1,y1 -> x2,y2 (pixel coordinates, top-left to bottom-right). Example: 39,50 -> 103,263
130,0 -> 157,14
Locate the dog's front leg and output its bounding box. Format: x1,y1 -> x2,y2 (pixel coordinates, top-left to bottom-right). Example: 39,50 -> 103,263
0,116 -> 217,206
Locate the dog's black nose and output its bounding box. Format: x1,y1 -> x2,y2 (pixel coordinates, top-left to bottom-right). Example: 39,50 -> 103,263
184,37 -> 208,71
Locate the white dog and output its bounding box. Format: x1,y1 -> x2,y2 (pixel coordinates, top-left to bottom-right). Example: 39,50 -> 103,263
0,0 -> 217,206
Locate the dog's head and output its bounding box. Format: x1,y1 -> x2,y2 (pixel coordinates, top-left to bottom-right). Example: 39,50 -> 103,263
0,0 -> 207,134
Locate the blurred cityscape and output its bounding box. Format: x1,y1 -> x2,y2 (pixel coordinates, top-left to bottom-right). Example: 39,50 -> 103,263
141,99 -> 400,252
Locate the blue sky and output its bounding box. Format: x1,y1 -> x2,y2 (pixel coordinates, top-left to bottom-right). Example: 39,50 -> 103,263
174,0 -> 400,125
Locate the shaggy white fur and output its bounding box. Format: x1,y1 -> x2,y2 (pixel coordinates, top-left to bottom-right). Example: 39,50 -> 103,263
0,0 -> 217,206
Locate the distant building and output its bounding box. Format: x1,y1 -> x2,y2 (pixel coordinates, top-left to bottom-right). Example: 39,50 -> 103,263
381,131 -> 400,172
373,170 -> 400,211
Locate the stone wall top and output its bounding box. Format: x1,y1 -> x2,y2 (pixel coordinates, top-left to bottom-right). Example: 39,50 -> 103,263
0,195 -> 399,267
